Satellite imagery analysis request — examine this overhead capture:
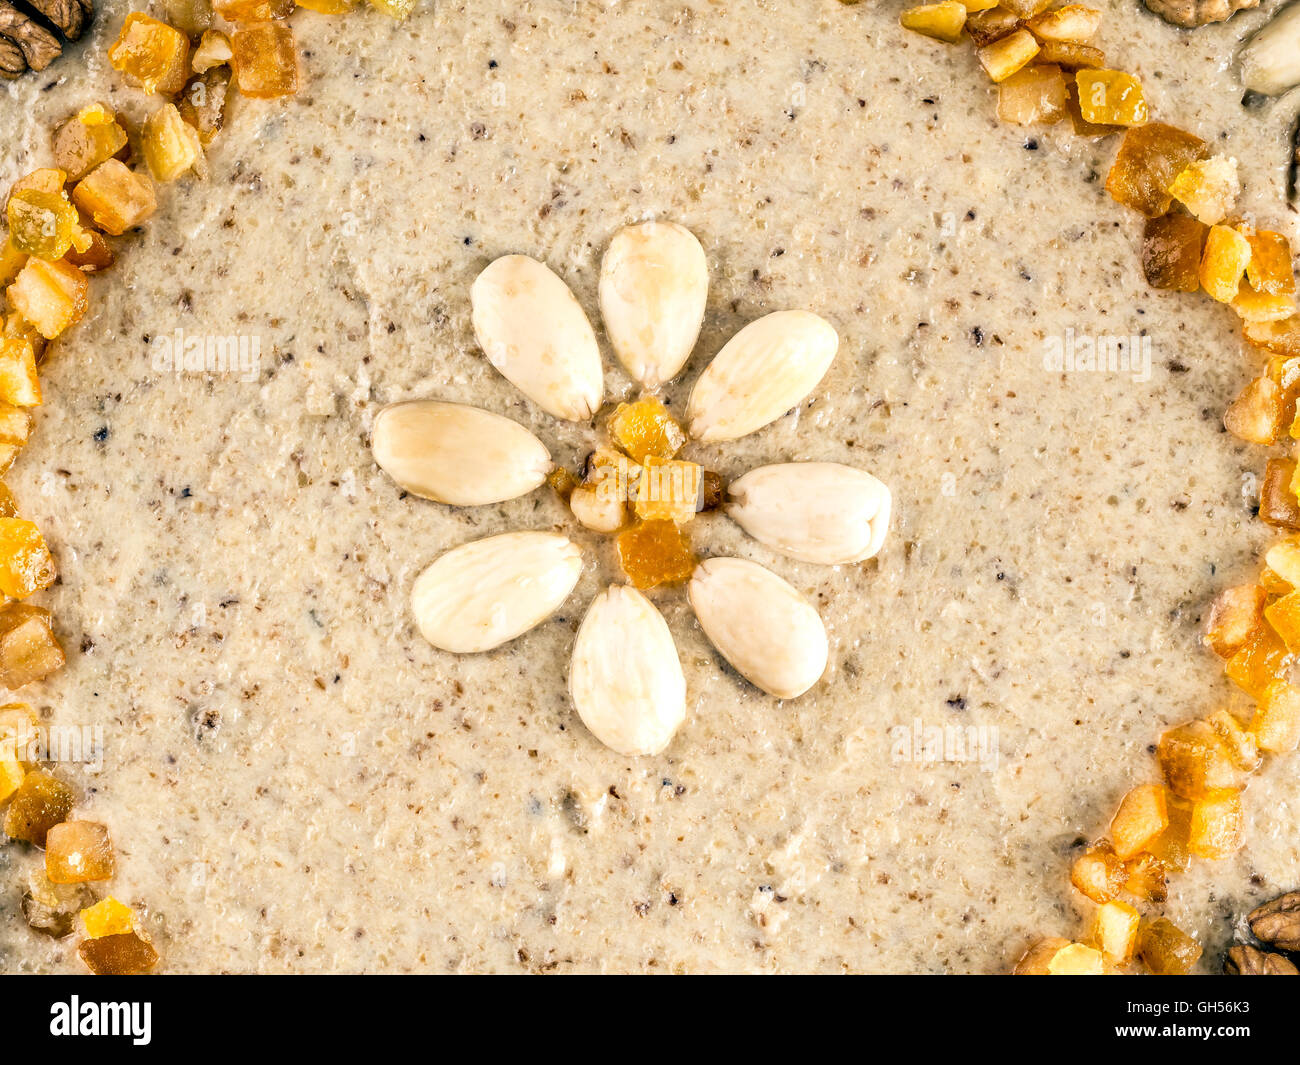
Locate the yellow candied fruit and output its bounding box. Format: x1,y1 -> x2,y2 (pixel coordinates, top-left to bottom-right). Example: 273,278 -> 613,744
1223,375 -> 1282,446
0,603 -> 65,689
76,104 -> 114,126
1047,943 -> 1105,975
1123,852 -> 1168,901
1075,69 -> 1147,127
1265,589 -> 1300,652
46,821 -> 115,883
1023,3 -> 1102,42
977,29 -> 1040,83
1148,797 -> 1193,872
0,755 -> 23,804
0,241 -> 26,288
1042,40 -> 1106,72
72,160 -> 157,237
608,397 -> 687,465
6,258 -> 87,343
52,111 -> 128,184
0,702 -> 38,765
230,23 -> 301,100
368,0 -> 417,18
1199,224 -> 1252,304
0,405 -> 32,467
79,932 -> 158,975
1247,317 -> 1300,358
1013,937 -> 1073,974
0,518 -> 56,599
1109,783 -> 1168,860
5,190 -> 79,262
1261,457 -> 1300,530
80,897 -> 135,939
3,768 -> 73,846
996,63 -> 1068,125
1261,565 -> 1294,597
1245,229 -> 1297,296
214,0 -> 294,17
1204,584 -> 1267,659
634,457 -> 703,524
1233,283 -> 1296,324
1252,681 -> 1300,754
1188,790 -> 1244,860
1157,719 -> 1248,799
1093,900 -> 1140,961
1069,841 -> 1126,903
108,13 -> 192,96
1206,708 -> 1261,772
1225,621 -> 1290,699
1167,156 -> 1239,225
899,1 -> 968,43
0,337 -> 42,405
1137,917 -> 1201,975
616,519 -> 696,589
7,168 -> 66,208
1105,122 -> 1207,218
142,104 -> 204,184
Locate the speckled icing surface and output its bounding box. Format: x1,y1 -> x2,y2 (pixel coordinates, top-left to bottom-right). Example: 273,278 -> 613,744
0,0 -> 1297,972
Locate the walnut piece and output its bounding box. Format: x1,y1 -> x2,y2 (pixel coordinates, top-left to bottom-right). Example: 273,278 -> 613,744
1224,944 -> 1300,975
1248,891 -> 1300,951
1142,0 -> 1258,28
0,1 -> 62,73
24,0 -> 87,41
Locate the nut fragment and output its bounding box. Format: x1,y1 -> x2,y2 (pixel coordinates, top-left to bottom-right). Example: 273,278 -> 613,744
0,1 -> 62,75
1224,944 -> 1299,975
1239,1 -> 1300,97
1143,0 -> 1257,27
569,584 -> 686,756
1248,891 -> 1300,951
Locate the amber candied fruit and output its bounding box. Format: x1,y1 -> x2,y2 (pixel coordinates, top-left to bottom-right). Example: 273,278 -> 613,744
142,104 -> 204,183
1123,852 -> 1168,902
1246,317 -> 1300,359
0,405 -> 31,474
1205,584 -> 1267,658
1232,284 -> 1296,324
1105,122 -> 1208,218
214,0 -> 294,17
1260,457 -> 1300,531
1252,681 -> 1300,754
3,769 -> 73,846
545,466 -> 578,503
72,160 -> 157,237
1199,224 -> 1252,303
966,6 -> 1020,46
0,755 -> 22,804
1223,376 -> 1282,445
634,457 -> 703,524
368,0 -> 417,17
1110,783 -> 1168,860
79,932 -> 159,975
1245,230 -> 1296,296
1167,156 -> 1239,225
997,64 -> 1068,125
1138,917 -> 1201,975
80,897 -> 135,938
6,258 -> 88,342
1157,720 -> 1248,799
616,519 -> 696,589
1148,796 -> 1193,872
1140,212 -> 1205,292
1188,790 -> 1244,859
64,227 -> 115,273
297,0 -> 356,10
1225,621 -> 1289,698
1206,708 -> 1261,772
1041,40 -> 1105,71
977,29 -> 1040,83
0,518 -> 55,599
0,602 -> 65,689
1012,937 -> 1072,975
1069,841 -> 1126,903
5,189 -> 78,262
899,2 -> 968,44
0,241 -> 25,288
1266,590 -> 1300,652
608,397 -> 686,464
1074,69 -> 1147,127
46,821 -> 114,883
108,13 -> 191,96
231,23 -> 300,99
0,338 -> 40,406
179,68 -> 233,148
52,112 -> 128,184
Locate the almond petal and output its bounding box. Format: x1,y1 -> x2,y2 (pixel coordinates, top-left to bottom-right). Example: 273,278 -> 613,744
372,400 -> 551,506
411,531 -> 583,653
686,310 -> 838,442
570,584 -> 685,755
599,221 -> 708,389
688,557 -> 828,698
727,462 -> 891,565
470,255 -> 603,421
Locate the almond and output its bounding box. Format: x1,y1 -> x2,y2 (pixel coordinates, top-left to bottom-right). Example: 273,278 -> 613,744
372,400 -> 551,506
687,557 -> 828,699
570,584 -> 686,755
599,221 -> 708,389
686,310 -> 837,442
1240,2 -> 1300,97
470,255 -> 603,421
411,531 -> 583,653
726,462 -> 891,565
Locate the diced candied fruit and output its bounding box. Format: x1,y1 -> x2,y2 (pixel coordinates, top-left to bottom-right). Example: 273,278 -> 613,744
634,457 -> 703,524
900,1 -> 967,43
1042,40 -> 1106,71
608,397 -> 686,464
1093,900 -> 1140,960
1262,566 -> 1295,597
1260,457 -> 1300,531
1105,122 -> 1208,218
1013,937 -> 1072,975
1110,783 -> 1168,860
5,189 -> 78,262
7,257 -> 87,343
1157,719 -> 1248,799
1075,69 -> 1147,127
1199,224 -> 1253,303
1267,590 -> 1300,653
966,6 -> 1020,46
0,754 -> 22,803
978,29 -> 1040,83
1226,622 -> 1292,699
1024,4 -> 1102,41
0,602 -> 66,689
999,0 -> 1051,15
64,226 -> 115,273
1167,156 -> 1239,225
1188,790 -> 1244,859
1206,708 -> 1261,772
1138,918 -> 1202,975
230,23 -> 300,99
81,897 -> 135,938
1148,796 -> 1193,872
46,821 -> 114,883
0,405 -> 31,468
108,13 -> 192,96
214,0 -> 294,17
0,241 -> 25,287
368,0 -> 417,17
72,160 -> 157,237
546,466 -> 578,503
1247,317 -> 1300,358
1204,584 -> 1267,659
0,337 -> 41,404
0,518 -> 56,599
3,768 -> 73,845
1048,943 -> 1105,975
1123,852 -> 1168,902
79,932 -> 158,975
297,0 -> 355,10
22,875 -> 92,939
1252,681 -> 1300,753
160,0 -> 214,36
997,64 -> 1068,125
192,29 -> 232,74
616,519 -> 696,589
179,68 -> 233,148
0,484 -> 18,520
1232,283 -> 1296,324
6,169 -> 66,209
142,104 -> 204,183
1223,376 -> 1282,445
0,702 -> 38,764
1069,842 -> 1126,903
1245,230 -> 1296,296
52,112 -> 128,184
1141,211 -> 1206,292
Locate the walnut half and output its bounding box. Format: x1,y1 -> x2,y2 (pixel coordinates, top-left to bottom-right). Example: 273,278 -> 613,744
0,0 -> 95,79
1142,0 -> 1259,29
1224,945 -> 1300,975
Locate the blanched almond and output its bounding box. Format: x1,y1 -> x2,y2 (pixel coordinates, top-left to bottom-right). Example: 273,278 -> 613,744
411,531 -> 583,653
688,557 -> 828,699
1240,1 -> 1300,97
570,584 -> 685,756
372,400 -> 551,505
686,310 -> 837,442
470,255 -> 603,421
599,221 -> 708,389
727,462 -> 891,565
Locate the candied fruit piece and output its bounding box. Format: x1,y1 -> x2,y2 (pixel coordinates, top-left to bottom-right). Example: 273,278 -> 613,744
997,64 -> 1068,125
231,23 -> 300,99
368,0 -> 417,17
159,0 -> 214,36
1141,211 -> 1205,292
1123,852 -> 1168,902
1252,681 -> 1300,753
1226,621 -> 1290,698
0,754 -> 22,803
978,29 -> 1040,83
546,466 -> 578,503
64,226 -> 115,273
1105,122 -> 1208,218
79,932 -> 158,975
108,13 -> 191,96
1167,156 -> 1239,225
0,338 -> 40,406
81,897 -> 135,938
52,112 -> 128,184
616,519 -> 696,589
179,67 -> 233,148
1245,229 -> 1296,296
7,169 -> 66,208
3,768 -> 73,845
1043,40 -> 1105,71
214,0 -> 294,17
1266,590 -> 1300,653
297,0 -> 356,10
5,189 -> 78,262
1247,317 -> 1300,358
0,602 -> 66,688
1093,900 -> 1140,960
634,457 -> 703,524
1260,457 -> 1300,531
72,160 -> 157,237
1223,376 -> 1282,445
0,241 -> 25,287
1013,937 -> 1072,975
1024,4 -> 1102,42
608,397 -> 686,464
1138,917 -> 1201,975
1157,719 -> 1248,799
0,701 -> 38,763
46,821 -> 114,883
1148,796 -> 1193,873
1199,224 -> 1252,303
142,104 -> 204,183
1262,565 -> 1295,596
1188,790 -> 1244,859
1048,943 -> 1105,975
966,6 -> 1020,46
899,1 -> 967,43
22,882 -> 91,939
1110,783 -> 1168,860
0,519 -> 55,600
0,404 -> 32,468
1069,841 -> 1126,903
1269,537 -> 1300,588
1232,283 -> 1295,324
7,258 -> 87,342
1075,69 -> 1147,127
1205,584 -> 1267,658
999,0 -> 1051,15
1206,708 -> 1261,772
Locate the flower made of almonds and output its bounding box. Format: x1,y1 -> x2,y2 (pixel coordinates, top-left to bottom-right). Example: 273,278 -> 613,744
371,221 -> 892,757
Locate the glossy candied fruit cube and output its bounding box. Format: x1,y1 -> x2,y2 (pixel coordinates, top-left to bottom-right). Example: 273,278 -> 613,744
1245,229 -> 1296,296
616,519 -> 696,589
6,258 -> 87,342
142,104 -> 204,183
3,768 -> 73,845
1266,589 -> 1300,652
192,29 -> 232,74
1167,156 -> 1239,225
1043,40 -> 1105,71
64,226 -> 115,273
46,821 -> 114,883
1075,69 -> 1147,127
899,1 -> 968,43
0,603 -> 66,689
368,0 -> 417,17
1233,285 -> 1296,324
1223,376 -> 1282,445
1246,316 -> 1300,358
1109,783 -> 1168,860
0,337 -> 41,405
80,896 -> 136,938
52,112 -> 128,183
1047,943 -> 1105,975
5,189 -> 78,262
214,0 -> 294,18
997,63 -> 1068,125
1147,796 -> 1193,872
1265,537 -> 1300,587
1260,457 -> 1300,531
0,754 -> 22,803
1105,122 -> 1208,218
0,404 -> 32,458
72,159 -> 157,237
1157,719 -> 1249,798
1093,900 -> 1140,961
78,931 -> 158,975
1188,790 -> 1244,859
1122,852 -> 1168,902
1206,708 -> 1261,772
1199,224 -> 1253,303
1069,841 -> 1126,903
230,23 -> 300,99
1023,3 -> 1102,41
108,13 -> 191,96
608,397 -> 686,464
634,457 -> 702,524
0,241 -> 26,288
159,0 -> 214,36
179,68 -> 233,148
7,169 -> 66,206
1252,681 -> 1300,753
965,6 -> 1020,46
978,29 -> 1040,83
1138,917 -> 1201,975
1141,211 -> 1206,292
0,518 -> 56,598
